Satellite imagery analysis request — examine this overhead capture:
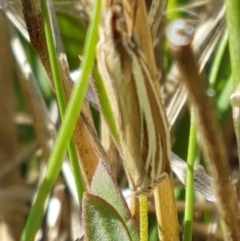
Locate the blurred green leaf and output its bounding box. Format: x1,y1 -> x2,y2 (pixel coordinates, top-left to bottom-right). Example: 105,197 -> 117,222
57,13 -> 87,70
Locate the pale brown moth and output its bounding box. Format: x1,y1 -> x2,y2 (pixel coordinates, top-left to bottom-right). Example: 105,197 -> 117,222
97,1 -> 179,240
97,1 -> 171,194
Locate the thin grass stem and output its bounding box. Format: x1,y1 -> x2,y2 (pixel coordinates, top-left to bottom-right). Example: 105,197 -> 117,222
224,0 -> 240,88
139,194 -> 148,241
183,109 -> 196,241
209,30 -> 228,88
41,0 -> 84,202
20,0 -> 101,239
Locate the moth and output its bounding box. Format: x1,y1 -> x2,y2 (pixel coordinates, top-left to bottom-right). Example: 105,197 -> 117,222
96,1 -> 172,194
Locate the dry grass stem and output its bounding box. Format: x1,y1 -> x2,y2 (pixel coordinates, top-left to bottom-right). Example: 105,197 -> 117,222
167,19 -> 240,240
0,12 -> 28,240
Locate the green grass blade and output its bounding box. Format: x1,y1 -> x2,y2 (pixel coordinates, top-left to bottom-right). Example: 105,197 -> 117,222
20,0 -> 101,239
224,0 -> 240,87
92,66 -> 119,142
209,30 -> 229,88
183,109 -> 196,241
41,0 -> 84,202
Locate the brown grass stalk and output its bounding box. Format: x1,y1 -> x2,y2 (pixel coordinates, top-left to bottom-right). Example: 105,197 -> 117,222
167,19 -> 240,241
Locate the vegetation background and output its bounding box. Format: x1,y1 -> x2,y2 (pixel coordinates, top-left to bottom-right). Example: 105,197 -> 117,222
0,0 -> 239,240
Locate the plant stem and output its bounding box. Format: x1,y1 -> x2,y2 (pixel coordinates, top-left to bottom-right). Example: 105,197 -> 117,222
224,0 -> 240,88
209,30 -> 228,88
20,0 -> 101,239
41,0 -> 84,202
183,109 -> 196,241
139,195 -> 148,241
168,19 -> 240,240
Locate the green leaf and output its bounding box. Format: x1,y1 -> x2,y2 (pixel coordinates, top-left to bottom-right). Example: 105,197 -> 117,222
82,193 -> 132,241
90,160 -> 139,241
